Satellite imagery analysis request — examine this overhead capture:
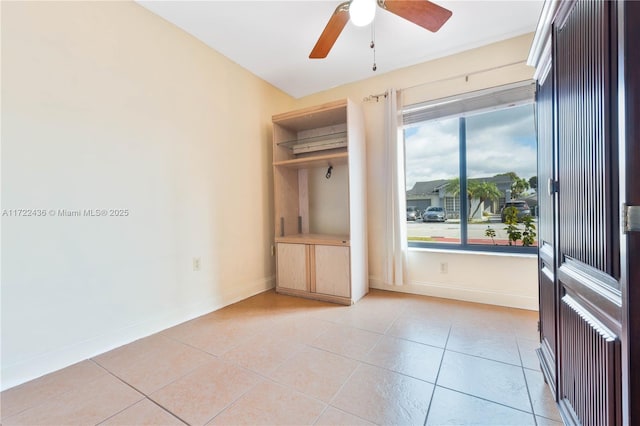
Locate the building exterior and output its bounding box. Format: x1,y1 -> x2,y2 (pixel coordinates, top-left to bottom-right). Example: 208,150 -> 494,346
406,174 -> 517,219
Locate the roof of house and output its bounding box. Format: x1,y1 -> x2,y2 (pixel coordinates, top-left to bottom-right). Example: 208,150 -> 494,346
407,179 -> 449,197
407,174 -> 517,197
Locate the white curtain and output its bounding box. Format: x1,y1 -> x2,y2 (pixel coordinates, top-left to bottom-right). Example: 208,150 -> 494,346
382,89 -> 408,286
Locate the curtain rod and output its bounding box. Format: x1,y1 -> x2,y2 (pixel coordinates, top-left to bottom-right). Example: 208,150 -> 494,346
363,91 -> 388,102
401,60 -> 527,92
362,60 -> 527,103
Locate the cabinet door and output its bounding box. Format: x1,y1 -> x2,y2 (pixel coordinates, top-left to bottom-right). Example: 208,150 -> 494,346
536,65 -> 558,398
555,1 -> 622,424
314,245 -> 350,298
277,243 -> 308,292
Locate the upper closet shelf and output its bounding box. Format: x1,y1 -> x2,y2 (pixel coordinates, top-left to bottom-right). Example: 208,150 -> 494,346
273,152 -> 348,169
277,131 -> 347,155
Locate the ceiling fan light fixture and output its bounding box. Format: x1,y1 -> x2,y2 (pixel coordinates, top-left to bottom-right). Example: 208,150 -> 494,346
349,0 -> 376,26
310,0 -> 452,59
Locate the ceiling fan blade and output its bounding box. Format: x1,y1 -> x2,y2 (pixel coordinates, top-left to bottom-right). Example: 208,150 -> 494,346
382,0 -> 452,32
309,2 -> 351,59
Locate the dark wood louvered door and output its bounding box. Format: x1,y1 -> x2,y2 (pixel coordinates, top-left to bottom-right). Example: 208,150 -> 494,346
532,0 -> 639,422
535,65 -> 558,398
554,1 -> 623,424
621,1 -> 640,423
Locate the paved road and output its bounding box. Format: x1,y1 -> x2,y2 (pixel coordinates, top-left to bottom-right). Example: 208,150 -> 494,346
406,220 -> 538,245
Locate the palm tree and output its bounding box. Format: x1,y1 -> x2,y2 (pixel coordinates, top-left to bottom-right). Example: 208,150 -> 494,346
444,177 -> 476,219
469,181 -> 502,220
445,178 -> 502,221
444,177 -> 462,198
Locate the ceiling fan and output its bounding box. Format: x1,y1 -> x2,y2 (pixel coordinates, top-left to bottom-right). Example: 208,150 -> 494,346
309,0 -> 453,59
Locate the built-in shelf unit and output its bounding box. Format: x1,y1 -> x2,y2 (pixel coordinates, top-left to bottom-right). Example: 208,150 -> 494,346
272,99 -> 368,305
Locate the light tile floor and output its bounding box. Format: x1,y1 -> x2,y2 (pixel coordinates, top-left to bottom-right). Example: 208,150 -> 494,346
1,289 -> 562,425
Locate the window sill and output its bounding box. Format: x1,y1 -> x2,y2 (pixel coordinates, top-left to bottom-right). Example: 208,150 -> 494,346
408,245 -> 538,258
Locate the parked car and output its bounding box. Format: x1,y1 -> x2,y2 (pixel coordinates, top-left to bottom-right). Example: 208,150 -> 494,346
501,200 -> 532,222
406,206 -> 422,221
423,206 -> 447,222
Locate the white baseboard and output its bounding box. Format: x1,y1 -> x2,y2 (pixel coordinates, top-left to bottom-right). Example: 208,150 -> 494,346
369,277 -> 538,311
1,276 -> 275,391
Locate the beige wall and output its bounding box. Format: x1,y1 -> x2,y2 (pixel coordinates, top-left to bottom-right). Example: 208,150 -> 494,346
292,33 -> 539,311
1,1 -> 292,390
2,1 -> 538,390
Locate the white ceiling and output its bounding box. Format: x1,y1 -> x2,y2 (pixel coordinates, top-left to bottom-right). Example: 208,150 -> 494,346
137,0 -> 543,98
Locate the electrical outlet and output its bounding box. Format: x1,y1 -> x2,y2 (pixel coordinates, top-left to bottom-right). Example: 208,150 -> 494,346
440,262 -> 448,274
193,257 -> 201,272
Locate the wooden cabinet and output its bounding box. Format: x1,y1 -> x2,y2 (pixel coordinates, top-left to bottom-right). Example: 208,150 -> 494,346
276,243 -> 307,292
276,242 -> 351,301
272,99 -> 367,305
314,245 -> 350,298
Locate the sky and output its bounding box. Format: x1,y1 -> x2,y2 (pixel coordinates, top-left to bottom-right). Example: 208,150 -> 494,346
404,104 -> 537,190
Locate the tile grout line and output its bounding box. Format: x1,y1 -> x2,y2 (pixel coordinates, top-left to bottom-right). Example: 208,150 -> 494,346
381,334 -> 448,351
91,342 -> 227,425
434,384 -> 543,417
426,342 -> 539,418
203,346 -> 331,425
237,338 -> 369,425
443,347 -> 527,369
355,357 -> 438,385
293,311 -> 455,422
95,369 -> 191,426
165,335 -> 227,360
319,320 -> 388,337
134,306 -> 364,424
305,323 -> 385,362
423,322 -> 453,426
380,301 -> 411,335
161,325 -> 262,358
176,327 -> 337,425
299,337 -> 443,389
517,339 -> 539,426
91,347 -> 215,403
385,319 -> 451,349
536,413 -> 564,423
513,334 -> 565,426
4,291 -> 543,425
0,362 -> 111,424
309,301 -> 415,425
201,374 -> 266,425
318,363 -> 373,425
146,397 -> 192,426
290,338 -> 441,385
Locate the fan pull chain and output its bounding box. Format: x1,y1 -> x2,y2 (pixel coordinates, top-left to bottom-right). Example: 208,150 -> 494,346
370,20 -> 377,71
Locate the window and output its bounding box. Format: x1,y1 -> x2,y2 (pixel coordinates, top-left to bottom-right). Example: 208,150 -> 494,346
403,82 -> 537,252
